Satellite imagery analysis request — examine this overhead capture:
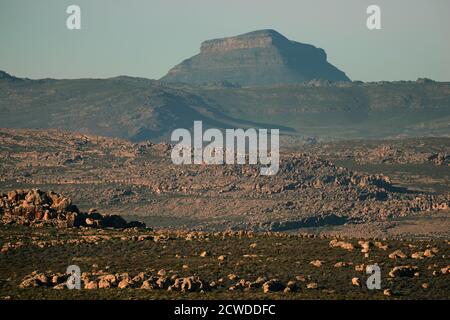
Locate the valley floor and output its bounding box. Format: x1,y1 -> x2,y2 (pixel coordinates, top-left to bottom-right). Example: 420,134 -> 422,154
0,225 -> 448,300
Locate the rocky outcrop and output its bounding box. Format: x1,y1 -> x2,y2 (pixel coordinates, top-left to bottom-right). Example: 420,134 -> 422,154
262,279 -> 285,293
0,189 -> 145,229
1,130 -> 449,232
161,29 -> 350,85
388,265 -> 419,278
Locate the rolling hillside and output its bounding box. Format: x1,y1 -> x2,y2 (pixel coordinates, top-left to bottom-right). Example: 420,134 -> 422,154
1,70 -> 449,141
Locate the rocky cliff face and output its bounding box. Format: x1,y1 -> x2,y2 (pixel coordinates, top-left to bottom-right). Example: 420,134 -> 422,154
161,29 -> 350,86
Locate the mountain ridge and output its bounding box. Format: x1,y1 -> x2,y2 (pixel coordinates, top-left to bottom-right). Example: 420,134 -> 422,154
0,70 -> 449,141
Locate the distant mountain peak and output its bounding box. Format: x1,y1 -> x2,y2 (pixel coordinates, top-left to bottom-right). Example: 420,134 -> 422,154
161,30 -> 350,86
0,70 -> 21,81
239,29 -> 285,37
0,70 -> 12,78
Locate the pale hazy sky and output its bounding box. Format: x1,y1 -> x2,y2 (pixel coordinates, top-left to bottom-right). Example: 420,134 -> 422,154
1,0 -> 450,81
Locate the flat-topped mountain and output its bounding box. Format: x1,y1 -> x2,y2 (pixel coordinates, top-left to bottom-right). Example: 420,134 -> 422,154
160,29 -> 350,85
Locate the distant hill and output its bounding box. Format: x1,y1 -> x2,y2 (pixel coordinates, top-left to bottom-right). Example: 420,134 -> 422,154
0,70 -> 449,141
196,80 -> 450,139
160,30 -> 350,85
0,70 -> 21,82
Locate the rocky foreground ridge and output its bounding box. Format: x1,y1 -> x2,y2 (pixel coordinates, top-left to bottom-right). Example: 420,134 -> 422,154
0,189 -> 145,229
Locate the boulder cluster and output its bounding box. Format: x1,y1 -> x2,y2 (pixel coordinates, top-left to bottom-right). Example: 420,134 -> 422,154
388,266 -> 419,278
18,269 -> 317,294
307,141 -> 450,167
19,270 -> 208,292
0,189 -> 145,229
